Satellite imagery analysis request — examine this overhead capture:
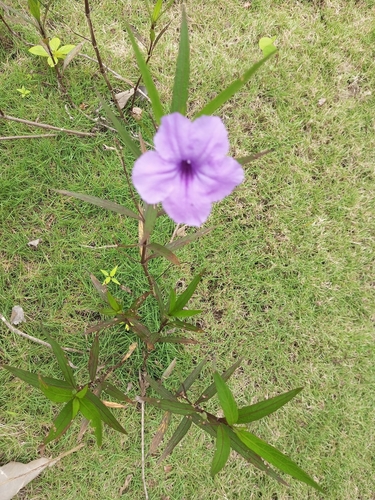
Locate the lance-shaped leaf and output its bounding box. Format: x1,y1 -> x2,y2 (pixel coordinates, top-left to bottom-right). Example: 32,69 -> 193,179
28,0 -> 40,21
72,397 -> 80,419
141,203 -> 158,243
127,317 -> 152,343
55,190 -> 140,220
90,273 -> 108,302
44,333 -> 76,388
1,366 -> 71,390
213,372 -> 238,425
164,319 -> 203,333
151,0 -> 163,22
149,411 -> 171,455
76,385 -> 88,399
84,317 -> 122,335
152,277 -> 165,316
170,271 -> 204,314
79,395 -> 103,446
158,416 -> 192,463
192,414 -> 287,486
169,309 -> 201,318
166,227 -> 214,251
99,97 -> 142,159
102,382 -> 133,404
106,291 -> 122,313
144,375 -> 177,402
167,288 -> 177,313
44,400 -> 74,444
196,358 -> 242,404
237,388 -> 303,424
84,390 -> 127,434
125,22 -> 164,123
171,7 -> 189,115
147,242 -> 180,265
176,357 -> 208,396
88,334 -> 100,382
195,51 -> 277,118
211,424 -> 231,477
39,376 -> 75,403
235,429 -> 323,492
142,397 -> 196,416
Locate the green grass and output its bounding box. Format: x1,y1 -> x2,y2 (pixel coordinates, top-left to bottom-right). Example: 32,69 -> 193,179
1,0 -> 375,498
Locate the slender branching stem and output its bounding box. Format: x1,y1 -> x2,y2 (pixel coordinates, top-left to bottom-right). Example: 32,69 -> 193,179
83,0 -> 127,120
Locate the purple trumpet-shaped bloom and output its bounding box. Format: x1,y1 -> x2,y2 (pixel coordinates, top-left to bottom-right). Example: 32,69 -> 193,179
132,113 -> 244,226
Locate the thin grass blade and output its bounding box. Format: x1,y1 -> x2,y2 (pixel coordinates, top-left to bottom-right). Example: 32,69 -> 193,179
171,7 -> 189,115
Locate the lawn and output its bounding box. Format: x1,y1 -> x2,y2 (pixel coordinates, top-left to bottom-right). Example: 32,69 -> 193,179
1,0 -> 375,498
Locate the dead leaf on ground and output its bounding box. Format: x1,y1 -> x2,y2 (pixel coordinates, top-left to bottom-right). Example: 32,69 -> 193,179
119,474 -> 133,495
0,458 -> 51,500
164,465 -> 173,474
115,89 -> 134,109
62,41 -> 86,71
10,305 -> 25,325
317,97 -> 327,106
102,401 -> 127,408
131,106 -> 143,121
27,238 -> 41,248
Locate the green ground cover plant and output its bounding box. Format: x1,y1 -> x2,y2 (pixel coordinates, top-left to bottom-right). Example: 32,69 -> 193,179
1,0 -> 375,498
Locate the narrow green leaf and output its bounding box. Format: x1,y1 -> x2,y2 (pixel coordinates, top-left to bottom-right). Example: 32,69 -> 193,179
44,400 -> 74,444
195,51 -> 277,118
168,288 -> 177,314
235,430 -> 323,492
158,416 -> 192,463
142,397 -> 196,416
28,0 -> 40,21
106,291 -> 122,313
44,333 -> 76,388
176,357 -> 208,396
72,397 -> 80,418
88,334 -> 100,382
102,382 -> 132,404
100,97 -> 142,159
171,7 -> 189,115
163,319 -> 203,333
142,203 -> 158,242
152,278 -> 165,316
211,424 -> 231,477
125,22 -> 164,123
84,390 -> 127,434
152,0 -> 163,22
196,358 -> 242,404
171,271 -> 204,313
79,395 -> 103,446
76,385 -> 89,399
237,388 -> 303,424
147,242 -> 180,265
2,366 -> 73,390
192,415 -> 287,486
213,372 -> 238,425
144,375 -> 177,402
169,309 -> 201,318
166,227 -> 214,251
55,190 -> 140,220
39,376 -> 75,403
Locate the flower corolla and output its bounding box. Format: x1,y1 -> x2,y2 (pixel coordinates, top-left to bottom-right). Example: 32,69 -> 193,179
132,113 -> 244,226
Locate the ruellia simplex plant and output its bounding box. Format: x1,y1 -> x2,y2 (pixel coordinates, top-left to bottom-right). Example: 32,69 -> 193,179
0,0 -> 324,494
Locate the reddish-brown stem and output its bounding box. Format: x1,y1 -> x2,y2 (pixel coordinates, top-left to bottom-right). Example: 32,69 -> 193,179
83,0 -> 126,120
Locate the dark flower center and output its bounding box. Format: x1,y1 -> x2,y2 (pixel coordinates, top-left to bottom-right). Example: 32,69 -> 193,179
179,159 -> 194,179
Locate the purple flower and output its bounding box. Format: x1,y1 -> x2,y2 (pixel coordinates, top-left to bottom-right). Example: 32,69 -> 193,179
132,113 -> 244,226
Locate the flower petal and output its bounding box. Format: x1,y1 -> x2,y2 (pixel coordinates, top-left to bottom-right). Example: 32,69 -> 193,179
162,183 -> 212,226
153,113 -> 193,161
49,37 -> 61,52
132,151 -> 177,204
196,156 -> 244,202
189,115 -> 230,162
29,45 -> 49,57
